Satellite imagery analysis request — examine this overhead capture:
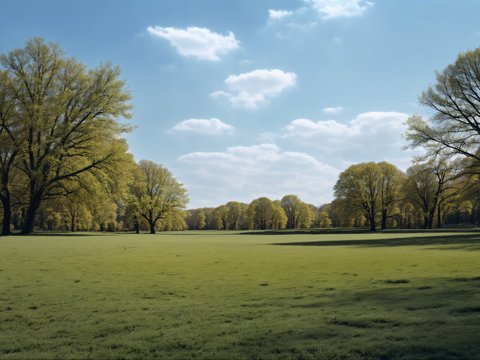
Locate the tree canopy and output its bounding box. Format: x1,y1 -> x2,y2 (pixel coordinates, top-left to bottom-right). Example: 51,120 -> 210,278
0,38 -> 133,234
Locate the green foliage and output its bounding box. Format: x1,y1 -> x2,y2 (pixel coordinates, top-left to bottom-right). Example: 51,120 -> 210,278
129,160 -> 188,234
186,209 -> 207,230
246,197 -> 287,230
281,195 -> 313,229
318,210 -> 332,228
0,37 -> 133,234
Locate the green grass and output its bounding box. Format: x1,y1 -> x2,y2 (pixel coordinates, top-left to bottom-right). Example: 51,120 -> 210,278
1,231 -> 480,359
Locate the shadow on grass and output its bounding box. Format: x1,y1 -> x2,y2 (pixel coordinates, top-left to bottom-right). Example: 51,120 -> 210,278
271,233 -> 480,250
243,228 -> 480,236
22,232 -> 111,237
235,276 -> 480,360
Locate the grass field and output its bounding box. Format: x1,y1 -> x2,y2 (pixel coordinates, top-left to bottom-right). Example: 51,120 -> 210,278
1,231 -> 480,359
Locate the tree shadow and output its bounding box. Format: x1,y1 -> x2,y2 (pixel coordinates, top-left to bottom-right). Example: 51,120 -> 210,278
26,232 -> 111,237
271,233 -> 480,250
242,228 -> 480,236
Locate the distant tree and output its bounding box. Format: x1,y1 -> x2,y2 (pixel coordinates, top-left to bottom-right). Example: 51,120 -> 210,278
318,210 -> 332,228
404,157 -> 457,229
281,195 -> 302,229
196,209 -> 206,230
225,201 -> 247,230
203,208 -> 216,229
186,209 -> 206,230
404,163 -> 438,229
334,162 -> 382,231
247,197 -> 273,230
280,195 -> 313,229
214,205 -> 228,230
378,162 -> 405,229
272,200 -> 288,230
158,209 -> 187,231
129,160 -> 188,234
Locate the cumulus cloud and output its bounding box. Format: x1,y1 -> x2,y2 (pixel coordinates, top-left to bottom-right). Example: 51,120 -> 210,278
322,106 -> 344,114
170,118 -> 234,135
147,26 -> 239,61
307,0 -> 373,19
268,9 -> 294,21
282,111 -> 411,161
211,69 -> 297,109
175,144 -> 339,208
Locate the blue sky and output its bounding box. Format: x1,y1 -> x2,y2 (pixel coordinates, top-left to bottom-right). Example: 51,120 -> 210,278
2,0 -> 480,208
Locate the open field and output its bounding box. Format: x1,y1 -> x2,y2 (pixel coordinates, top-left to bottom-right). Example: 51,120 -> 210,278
1,231 -> 480,359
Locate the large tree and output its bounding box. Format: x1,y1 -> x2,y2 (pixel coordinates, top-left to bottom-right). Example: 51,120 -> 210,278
334,162 -> 382,231
0,38 -> 133,234
405,48 -> 480,169
129,160 -> 188,234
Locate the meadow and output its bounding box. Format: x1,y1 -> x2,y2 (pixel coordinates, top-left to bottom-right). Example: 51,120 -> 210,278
1,231 -> 480,359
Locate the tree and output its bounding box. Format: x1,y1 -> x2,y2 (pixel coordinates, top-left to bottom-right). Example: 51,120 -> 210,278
225,201 -> 246,230
247,197 -> 272,230
405,48 -> 480,168
0,38 -> 133,234
186,209 -> 206,230
404,157 -> 457,229
280,195 -> 312,229
318,210 -> 332,228
334,162 -> 382,231
214,205 -> 228,230
281,195 -> 302,229
378,162 -> 404,229
129,160 -> 188,234
271,201 -> 287,230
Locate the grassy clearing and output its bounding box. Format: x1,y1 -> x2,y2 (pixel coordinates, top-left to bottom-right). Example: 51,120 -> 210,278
1,231 -> 480,359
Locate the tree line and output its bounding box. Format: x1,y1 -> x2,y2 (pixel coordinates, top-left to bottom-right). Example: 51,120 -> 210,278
186,195 -> 332,231
2,39 -> 480,234
187,47 -> 480,231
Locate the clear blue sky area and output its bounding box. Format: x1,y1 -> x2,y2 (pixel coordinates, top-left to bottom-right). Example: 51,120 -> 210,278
1,0 -> 479,207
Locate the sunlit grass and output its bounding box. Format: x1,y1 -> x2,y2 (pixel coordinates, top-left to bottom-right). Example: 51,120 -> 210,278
1,231 -> 480,359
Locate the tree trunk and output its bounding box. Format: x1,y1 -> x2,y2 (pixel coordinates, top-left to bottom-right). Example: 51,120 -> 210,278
21,190 -> 43,235
423,214 -> 429,229
149,221 -> 156,234
70,213 -> 76,232
381,209 -> 387,230
437,205 -> 442,228
369,205 -> 376,231
1,195 -> 11,236
428,208 -> 436,229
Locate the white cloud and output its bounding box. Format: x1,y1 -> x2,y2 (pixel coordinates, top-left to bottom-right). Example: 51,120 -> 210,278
175,144 -> 339,208
170,118 -> 234,135
147,26 -> 239,61
322,106 -> 344,114
211,69 -> 297,109
282,111 -> 412,161
307,0 -> 373,19
268,9 -> 294,21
